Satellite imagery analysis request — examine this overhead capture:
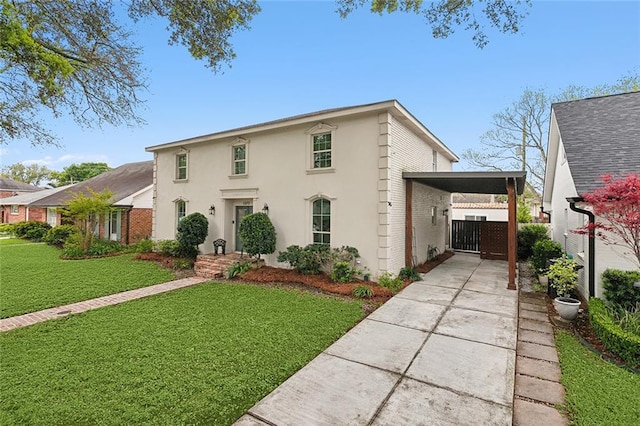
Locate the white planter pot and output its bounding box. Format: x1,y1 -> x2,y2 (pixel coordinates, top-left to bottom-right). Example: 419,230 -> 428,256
553,297 -> 581,321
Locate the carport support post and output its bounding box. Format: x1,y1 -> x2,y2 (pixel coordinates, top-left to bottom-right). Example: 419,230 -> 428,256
507,177 -> 517,290
405,179 -> 413,267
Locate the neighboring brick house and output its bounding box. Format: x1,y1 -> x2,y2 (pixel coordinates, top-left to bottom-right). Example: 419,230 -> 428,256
0,177 -> 43,223
28,161 -> 153,245
147,100 -> 526,282
543,91 -> 640,299
0,185 -> 73,226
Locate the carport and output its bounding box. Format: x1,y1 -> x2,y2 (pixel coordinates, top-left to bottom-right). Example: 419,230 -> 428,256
403,171 -> 526,290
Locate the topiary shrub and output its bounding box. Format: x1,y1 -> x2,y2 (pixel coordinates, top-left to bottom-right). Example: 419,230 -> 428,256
238,212 -> 276,259
602,269 -> 640,311
517,224 -> 550,259
589,298 -> 640,368
531,239 -> 563,273
43,225 -> 78,247
176,212 -> 209,258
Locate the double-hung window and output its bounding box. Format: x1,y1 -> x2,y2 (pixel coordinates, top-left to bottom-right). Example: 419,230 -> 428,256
10,205 -> 19,215
233,144 -> 247,175
176,153 -> 188,180
312,198 -> 331,244
176,200 -> 186,228
312,133 -> 332,169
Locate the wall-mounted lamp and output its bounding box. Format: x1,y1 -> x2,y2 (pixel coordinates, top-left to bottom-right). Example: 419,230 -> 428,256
209,205 -> 216,216
442,208 -> 449,216
262,203 -> 269,214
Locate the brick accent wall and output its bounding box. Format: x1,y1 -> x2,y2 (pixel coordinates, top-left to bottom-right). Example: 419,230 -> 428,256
129,208 -> 152,244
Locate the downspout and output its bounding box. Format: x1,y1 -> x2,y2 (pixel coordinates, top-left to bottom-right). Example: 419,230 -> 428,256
540,206 -> 551,222
567,197 -> 595,299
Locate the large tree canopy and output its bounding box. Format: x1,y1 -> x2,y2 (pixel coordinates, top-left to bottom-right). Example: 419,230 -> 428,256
50,162 -> 111,186
0,162 -> 51,186
337,0 -> 531,48
462,73 -> 640,191
0,0 -> 260,147
1,0 -> 533,148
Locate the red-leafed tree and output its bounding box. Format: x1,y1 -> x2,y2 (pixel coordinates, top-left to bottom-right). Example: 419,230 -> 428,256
574,173 -> 640,268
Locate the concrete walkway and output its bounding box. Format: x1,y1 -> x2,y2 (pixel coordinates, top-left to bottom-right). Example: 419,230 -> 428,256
0,276 -> 207,332
236,253 -> 519,425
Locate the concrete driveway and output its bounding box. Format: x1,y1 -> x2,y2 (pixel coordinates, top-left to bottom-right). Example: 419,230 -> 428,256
235,253 -> 518,425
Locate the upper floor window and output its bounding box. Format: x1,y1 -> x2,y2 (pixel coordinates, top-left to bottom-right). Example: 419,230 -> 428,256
305,123 -> 337,173
312,198 -> 331,244
176,153 -> 188,180
313,133 -> 332,169
233,144 -> 247,175
432,149 -> 438,171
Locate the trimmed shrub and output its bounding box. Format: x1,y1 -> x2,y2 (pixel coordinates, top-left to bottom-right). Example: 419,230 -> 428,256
352,285 -> 373,299
155,240 -> 181,257
589,298 -> 640,368
43,225 -> 78,247
399,267 -> 423,282
378,272 -> 403,294
13,221 -> 52,241
277,244 -> 332,275
602,269 -> 640,311
176,212 -> 208,258
238,212 -> 276,259
531,239 -> 563,273
331,261 -> 358,283
517,224 -> 549,259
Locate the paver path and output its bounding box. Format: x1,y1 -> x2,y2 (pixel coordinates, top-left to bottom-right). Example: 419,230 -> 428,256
0,276 -> 207,332
236,253 -> 519,425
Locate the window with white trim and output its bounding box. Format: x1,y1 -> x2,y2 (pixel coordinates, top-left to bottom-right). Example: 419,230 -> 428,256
464,215 -> 487,221
176,153 -> 188,180
431,206 -> 437,225
312,198 -> 331,244
10,205 -> 19,215
232,144 -> 247,175
312,133 -> 332,169
432,149 -> 438,171
176,199 -> 186,228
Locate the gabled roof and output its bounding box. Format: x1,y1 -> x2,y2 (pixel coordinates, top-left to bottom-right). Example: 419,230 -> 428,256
552,91 -> 640,195
0,177 -> 41,192
31,161 -> 153,207
0,184 -> 74,205
145,100 -> 459,162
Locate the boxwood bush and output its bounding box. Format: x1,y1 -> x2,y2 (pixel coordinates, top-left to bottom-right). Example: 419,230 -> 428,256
43,225 -> 78,247
589,298 -> 640,368
602,269 -> 640,311
238,212 -> 276,259
13,221 -> 52,241
531,239 -> 563,273
518,224 -> 550,260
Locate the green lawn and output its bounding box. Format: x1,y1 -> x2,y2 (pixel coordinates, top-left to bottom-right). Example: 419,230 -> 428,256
0,243 -> 174,318
0,283 -> 363,425
555,330 -> 640,425
0,237 -> 32,246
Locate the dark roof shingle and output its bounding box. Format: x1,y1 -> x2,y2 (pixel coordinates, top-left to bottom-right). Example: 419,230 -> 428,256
552,91 -> 640,195
0,177 -> 41,192
31,161 -> 153,207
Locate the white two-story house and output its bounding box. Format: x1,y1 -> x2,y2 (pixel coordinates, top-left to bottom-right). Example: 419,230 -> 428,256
146,100 -> 462,276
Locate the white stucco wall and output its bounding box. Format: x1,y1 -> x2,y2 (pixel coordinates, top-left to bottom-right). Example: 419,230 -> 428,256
152,114 -> 382,273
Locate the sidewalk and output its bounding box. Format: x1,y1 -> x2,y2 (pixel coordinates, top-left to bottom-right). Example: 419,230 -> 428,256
236,253 -> 519,425
0,276 -> 207,332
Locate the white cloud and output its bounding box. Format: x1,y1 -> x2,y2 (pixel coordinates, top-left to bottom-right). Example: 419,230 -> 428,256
22,154 -> 111,169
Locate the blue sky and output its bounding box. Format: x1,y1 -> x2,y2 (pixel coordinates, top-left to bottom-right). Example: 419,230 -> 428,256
2,1 -> 639,172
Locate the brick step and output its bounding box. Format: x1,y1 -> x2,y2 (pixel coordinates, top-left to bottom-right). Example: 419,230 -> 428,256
194,253 -> 248,279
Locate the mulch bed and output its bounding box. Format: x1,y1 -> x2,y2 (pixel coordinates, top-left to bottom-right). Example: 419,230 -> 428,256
134,252 -> 195,279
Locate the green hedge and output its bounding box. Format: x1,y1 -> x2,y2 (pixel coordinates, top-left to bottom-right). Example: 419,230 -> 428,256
588,298 -> 640,368
602,269 -> 640,311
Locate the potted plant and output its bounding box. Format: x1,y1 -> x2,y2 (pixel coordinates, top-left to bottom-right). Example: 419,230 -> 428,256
548,255 -> 581,320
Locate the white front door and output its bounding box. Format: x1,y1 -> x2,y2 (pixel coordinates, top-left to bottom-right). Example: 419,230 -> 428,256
108,210 -> 121,241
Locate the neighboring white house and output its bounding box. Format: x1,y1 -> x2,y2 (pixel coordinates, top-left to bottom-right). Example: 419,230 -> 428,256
543,91 -> 640,299
452,194 -> 508,222
146,100 -> 462,276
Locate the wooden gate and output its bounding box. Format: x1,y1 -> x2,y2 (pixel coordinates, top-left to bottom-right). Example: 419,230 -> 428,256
452,220 -> 508,260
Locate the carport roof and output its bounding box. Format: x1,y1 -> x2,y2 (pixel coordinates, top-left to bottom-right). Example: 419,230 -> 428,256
403,171 -> 526,195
